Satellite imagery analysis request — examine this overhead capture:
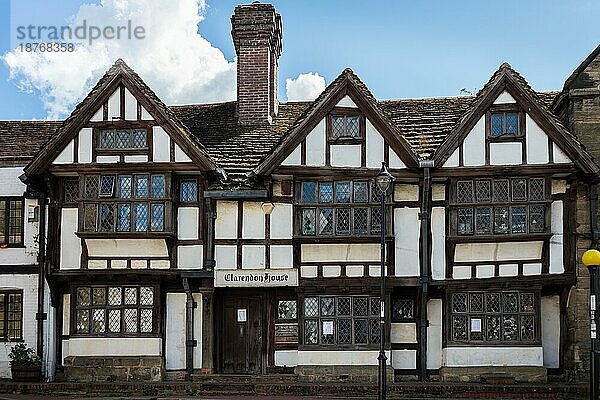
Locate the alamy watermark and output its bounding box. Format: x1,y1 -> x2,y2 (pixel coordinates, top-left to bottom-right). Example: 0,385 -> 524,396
14,20 -> 145,52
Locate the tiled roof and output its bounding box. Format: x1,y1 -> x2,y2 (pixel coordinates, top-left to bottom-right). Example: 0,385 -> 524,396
0,121 -> 61,163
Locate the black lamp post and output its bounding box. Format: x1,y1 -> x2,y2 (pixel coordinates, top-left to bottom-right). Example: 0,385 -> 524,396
583,249 -> 600,400
374,162 -> 393,400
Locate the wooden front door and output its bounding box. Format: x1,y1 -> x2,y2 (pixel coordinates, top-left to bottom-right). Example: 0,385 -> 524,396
221,294 -> 264,374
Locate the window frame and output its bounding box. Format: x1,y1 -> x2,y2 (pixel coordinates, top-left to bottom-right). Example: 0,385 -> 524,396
0,290 -> 23,342
96,128 -> 149,151
446,290 -> 541,346
326,108 -> 365,143
71,285 -> 159,337
485,105 -> 525,142
0,197 -> 24,247
179,178 -> 199,205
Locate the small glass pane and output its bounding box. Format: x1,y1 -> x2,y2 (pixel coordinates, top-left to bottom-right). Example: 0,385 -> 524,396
92,309 -> 106,333
335,182 -> 351,203
150,204 -> 164,231
475,180 -> 491,202
370,297 -> 380,316
452,315 -> 468,341
134,203 -> 148,232
92,287 -> 106,305
140,309 -> 153,333
180,180 -> 198,202
346,116 -> 360,138
529,205 -> 545,233
99,176 -> 115,197
520,293 -> 535,313
124,309 -> 138,333
529,178 -> 545,201
151,175 -> 165,198
277,300 -> 297,319
132,130 -> 147,148
370,319 -> 381,344
469,293 -> 484,313
493,179 -> 509,202
108,287 -> 122,306
337,297 -> 351,316
503,315 -> 518,341
301,208 -> 316,235
140,287 -> 154,306
491,114 -> 503,137
77,288 -> 91,306
511,179 -> 527,201
124,288 -> 138,305
84,176 -> 99,198
304,298 -> 318,317
353,182 -> 369,203
76,310 -> 89,333
118,176 -> 132,199
116,130 -> 130,148
318,208 -> 333,235
353,297 -> 368,316
134,175 -> 149,198
457,207 -> 473,235
485,293 -> 501,313
353,208 -> 368,235
99,130 -> 115,148
117,204 -> 131,232
493,206 -> 509,234
320,297 -> 335,316
108,309 -> 121,333
503,293 -> 519,313
511,206 -> 527,234
475,207 -> 492,235
331,116 -> 345,138
301,182 -> 317,203
304,320 -> 318,344
319,182 -> 333,203
457,181 -> 473,203
393,299 -> 414,320
338,319 -> 352,344
452,293 -> 468,313
521,315 -> 535,340
486,315 -> 501,341
354,319 -> 368,344
335,208 -> 350,235
321,320 -> 335,344
64,179 -> 79,203
99,204 -> 115,232
505,113 -> 519,135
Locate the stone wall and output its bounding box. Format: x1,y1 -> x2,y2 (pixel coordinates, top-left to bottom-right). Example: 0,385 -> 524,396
63,356 -> 163,382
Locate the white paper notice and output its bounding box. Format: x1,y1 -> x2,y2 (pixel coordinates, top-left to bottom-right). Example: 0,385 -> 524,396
322,321 -> 334,335
470,318 -> 482,332
237,308 -> 247,322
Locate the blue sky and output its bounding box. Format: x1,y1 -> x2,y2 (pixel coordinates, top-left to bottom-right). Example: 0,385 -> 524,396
1,0 -> 599,120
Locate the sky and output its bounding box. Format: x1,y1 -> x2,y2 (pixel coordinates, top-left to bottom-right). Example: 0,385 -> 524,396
0,0 -> 599,120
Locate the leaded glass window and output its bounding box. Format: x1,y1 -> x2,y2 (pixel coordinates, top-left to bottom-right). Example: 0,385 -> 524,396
151,175 -> 165,198
299,180 -> 385,237
303,295 -> 380,346
489,112 -> 521,138
277,300 -> 297,320
454,178 -> 548,236
392,298 -> 414,320
180,179 -> 198,203
449,291 -> 537,344
64,179 -> 79,204
74,286 -> 155,335
98,129 -> 147,149
331,115 -> 361,139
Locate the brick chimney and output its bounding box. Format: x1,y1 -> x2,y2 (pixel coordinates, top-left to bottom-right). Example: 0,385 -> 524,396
231,2 -> 282,125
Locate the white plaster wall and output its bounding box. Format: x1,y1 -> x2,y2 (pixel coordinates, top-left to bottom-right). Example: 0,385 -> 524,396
300,265 -> 318,278
107,89 -> 120,119
391,349 -> 416,369
90,107 -> 103,121
174,144 -> 192,162
432,184 -> 446,201
177,245 -> 203,269
86,239 -> 168,257
192,293 -> 203,369
215,245 -> 237,270
526,115 -> 549,164
215,201 -> 237,239
499,264 -> 518,277
141,106 -> 152,120
476,265 -> 495,278
541,295 -> 560,368
366,119 -> 384,169
282,145 -> 301,166
305,120 -> 325,166
275,350 -> 298,367
60,208 -> 81,269
431,207 -> 446,280
323,265 -> 341,277
124,155 -> 148,163
427,299 -> 442,369
153,126 -> 171,162
301,243 -> 379,262
336,96 -> 358,108
394,184 -> 419,202
463,117 -> 485,166
53,140 -> 74,164
0,274 -> 38,378
78,128 -> 92,164
165,293 -> 185,370
178,207 -> 199,240
330,144 -> 361,167
61,294 -> 70,365
553,143 -> 572,163
389,150 -> 406,169
493,91 -> 517,104
0,167 -> 26,196
452,266 -> 471,279
523,263 -> 542,276
43,281 -> 57,380
489,142 -> 522,165
390,323 -> 417,343
242,202 -> 265,239
394,208 -> 420,276
270,203 -> 293,239
297,350 -> 390,366
96,155 -> 119,163
242,245 -> 265,269
443,148 -> 460,168
443,347 -> 543,367
124,88 -> 137,120
270,245 -> 293,269
345,265 -> 365,277
454,241 -> 543,263
550,200 -> 564,274
65,338 -> 162,356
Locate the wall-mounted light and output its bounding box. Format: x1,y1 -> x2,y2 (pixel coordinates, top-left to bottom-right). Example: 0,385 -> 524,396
261,201 -> 275,215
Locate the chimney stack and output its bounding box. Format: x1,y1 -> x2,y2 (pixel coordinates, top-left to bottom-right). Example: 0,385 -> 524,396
231,2 -> 282,125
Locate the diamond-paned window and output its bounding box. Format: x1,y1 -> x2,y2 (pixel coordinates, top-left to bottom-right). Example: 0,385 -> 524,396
134,203 -> 148,232
392,298 -> 414,320
457,207 -> 474,235
511,206 -> 527,234
99,204 -> 115,232
319,182 -> 333,203
135,175 -> 149,198
84,176 -> 99,198
335,182 -> 351,203
304,298 -> 318,317
301,208 -> 316,236
511,179 -> 527,201
277,300 -> 297,320
337,297 -> 351,316
457,181 -> 473,204
180,180 -> 198,203
118,176 -> 132,199
301,182 -> 317,203
151,175 -> 165,198
335,208 -> 350,235
493,180 -> 510,202
475,207 -> 492,235
99,129 -> 147,149
84,204 -> 97,231
150,204 -> 164,232
490,111 -> 521,137
493,206 -> 509,234
331,115 -> 361,138
64,179 -> 79,203
318,208 -> 333,235
117,204 -> 131,232
75,286 -> 155,335
475,180 -> 491,202
304,320 -> 318,344
321,297 -> 335,316
99,176 -> 115,197
353,182 -> 369,203
529,178 -> 545,201
353,208 -> 368,235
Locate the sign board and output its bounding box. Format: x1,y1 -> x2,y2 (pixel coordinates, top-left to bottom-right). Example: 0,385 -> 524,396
470,318 -> 482,333
275,323 -> 298,343
237,308 -> 247,322
215,269 -> 298,287
322,321 -> 334,335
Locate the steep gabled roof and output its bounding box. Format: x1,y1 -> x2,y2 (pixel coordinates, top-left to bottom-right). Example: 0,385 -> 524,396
432,63 -> 599,175
252,68 -> 420,175
553,43 -> 600,111
25,59 -> 216,175
0,121 -> 61,164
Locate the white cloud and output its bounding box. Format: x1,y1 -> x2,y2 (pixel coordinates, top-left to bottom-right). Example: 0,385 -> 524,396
2,0 -> 236,119
285,72 -> 325,101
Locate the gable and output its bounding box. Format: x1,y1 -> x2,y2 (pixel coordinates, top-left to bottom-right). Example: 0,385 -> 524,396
26,59 -> 214,175
281,95 -> 406,170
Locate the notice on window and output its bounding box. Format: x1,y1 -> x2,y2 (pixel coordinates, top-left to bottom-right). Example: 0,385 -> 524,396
237,308 -> 247,322
470,318 -> 482,333
322,321 -> 334,335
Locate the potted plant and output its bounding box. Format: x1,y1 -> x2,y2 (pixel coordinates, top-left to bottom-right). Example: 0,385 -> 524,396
8,343 -> 42,382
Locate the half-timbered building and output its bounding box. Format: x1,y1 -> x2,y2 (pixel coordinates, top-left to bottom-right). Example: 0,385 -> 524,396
1,2 -> 599,384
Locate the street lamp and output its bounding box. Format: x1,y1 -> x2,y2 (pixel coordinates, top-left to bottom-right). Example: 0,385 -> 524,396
583,248 -> 600,400
374,162 -> 393,400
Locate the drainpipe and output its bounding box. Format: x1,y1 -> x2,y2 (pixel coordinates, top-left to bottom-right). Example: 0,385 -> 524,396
36,197 -> 47,361
182,278 -> 197,380
591,184 -> 598,249
418,160 -> 434,381
204,198 -> 215,271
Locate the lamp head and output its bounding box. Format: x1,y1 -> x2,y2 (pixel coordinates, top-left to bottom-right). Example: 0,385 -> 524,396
261,201 -> 275,215
374,162 -> 394,194
582,249 -> 600,267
